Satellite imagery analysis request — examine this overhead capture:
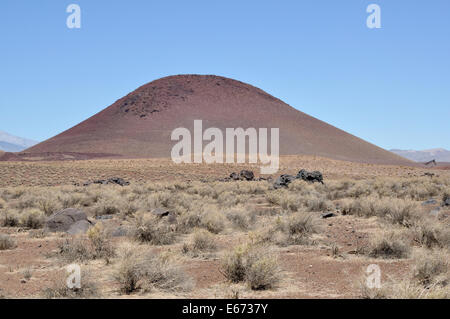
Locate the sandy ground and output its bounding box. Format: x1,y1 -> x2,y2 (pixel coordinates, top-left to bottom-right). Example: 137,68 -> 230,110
0,155 -> 444,188
0,155 -> 448,299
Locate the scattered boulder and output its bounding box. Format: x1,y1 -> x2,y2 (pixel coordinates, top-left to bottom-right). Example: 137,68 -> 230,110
80,177 -> 130,187
239,170 -> 255,181
95,215 -> 114,220
228,170 -> 255,181
67,220 -> 93,235
422,199 -> 437,206
45,208 -> 93,233
429,208 -> 440,217
151,208 -> 171,217
273,174 -> 296,189
151,208 -> 177,224
321,212 -> 336,219
110,226 -> 131,237
229,172 -> 240,180
443,196 -> 450,207
297,169 -> 324,184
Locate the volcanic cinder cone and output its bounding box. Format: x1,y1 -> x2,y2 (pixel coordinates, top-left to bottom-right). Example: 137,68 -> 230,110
26,74 -> 410,165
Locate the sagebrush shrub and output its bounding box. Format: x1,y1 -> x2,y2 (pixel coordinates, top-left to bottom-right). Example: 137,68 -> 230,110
221,244 -> 280,290
20,208 -> 45,229
113,244 -> 192,294
367,232 -> 410,259
0,234 -> 16,250
132,212 -> 176,245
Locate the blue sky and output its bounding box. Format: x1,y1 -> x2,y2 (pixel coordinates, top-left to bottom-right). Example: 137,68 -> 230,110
0,0 -> 449,150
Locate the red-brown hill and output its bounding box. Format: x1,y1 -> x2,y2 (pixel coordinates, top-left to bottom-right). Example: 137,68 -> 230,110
25,75 -> 410,165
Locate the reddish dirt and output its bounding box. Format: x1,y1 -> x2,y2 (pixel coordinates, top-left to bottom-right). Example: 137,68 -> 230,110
25,75 -> 411,166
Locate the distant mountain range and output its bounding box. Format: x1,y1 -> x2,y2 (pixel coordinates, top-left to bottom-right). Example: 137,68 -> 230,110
0,130 -> 38,152
390,148 -> 450,163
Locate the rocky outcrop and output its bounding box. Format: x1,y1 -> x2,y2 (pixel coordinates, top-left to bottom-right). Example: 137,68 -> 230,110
273,174 -> 296,189
77,177 -> 130,187
273,169 -> 324,189
45,208 -> 93,234
227,170 -> 255,181
296,169 -> 324,184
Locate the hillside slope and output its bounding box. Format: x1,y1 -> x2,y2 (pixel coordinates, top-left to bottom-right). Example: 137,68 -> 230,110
26,75 -> 411,165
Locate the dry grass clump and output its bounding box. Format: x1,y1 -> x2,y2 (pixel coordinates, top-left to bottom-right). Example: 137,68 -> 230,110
112,244 -> 143,294
58,238 -> 93,262
303,196 -> 333,212
37,196 -> 62,215
360,249 -> 449,299
58,223 -> 115,262
250,212 -> 320,247
178,211 -> 202,232
265,186 -> 332,213
262,212 -> 321,246
178,205 -> 227,234
412,220 -> 450,249
0,210 -> 20,227
217,191 -> 246,207
265,191 -> 283,206
91,198 -> 122,216
43,269 -> 99,299
86,223 -> 116,262
360,279 -> 450,299
341,196 -> 420,227
283,213 -> 320,245
113,243 -> 193,294
201,211 -> 226,234
221,244 -> 280,290
28,229 -> 48,239
0,234 -> 16,250
279,194 -> 301,212
1,208 -> 45,229
226,206 -> 250,230
412,250 -> 449,287
323,177 -> 448,202
131,212 -> 176,245
182,229 -> 217,256
19,208 -> 45,229
366,231 -> 410,259
371,177 -> 446,200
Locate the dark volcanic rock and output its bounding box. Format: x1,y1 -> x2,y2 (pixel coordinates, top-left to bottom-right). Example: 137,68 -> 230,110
321,212 -> 336,219
239,170 -> 255,181
152,208 -> 171,217
95,215 -> 114,220
297,169 -> 324,184
227,170 -> 255,181
229,172 -> 240,180
273,169 -> 324,189
273,174 -> 296,189
81,177 -> 130,187
106,177 -> 130,186
151,208 -> 177,224
422,199 -> 437,206
444,197 -> 450,207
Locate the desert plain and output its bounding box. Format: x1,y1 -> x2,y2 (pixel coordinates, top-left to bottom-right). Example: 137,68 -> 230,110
0,155 -> 449,299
